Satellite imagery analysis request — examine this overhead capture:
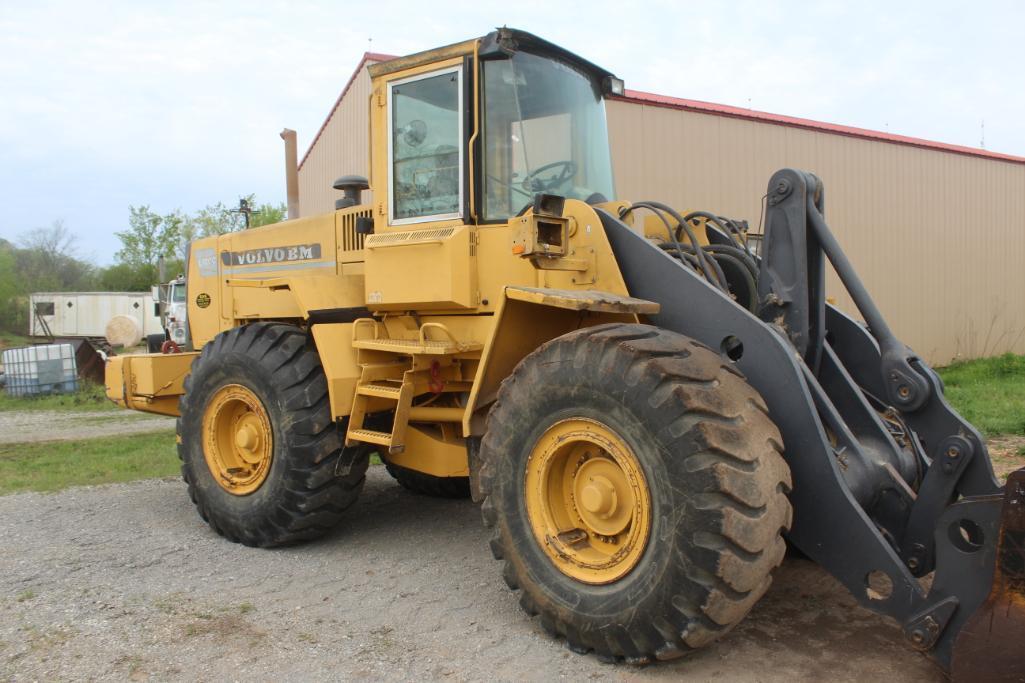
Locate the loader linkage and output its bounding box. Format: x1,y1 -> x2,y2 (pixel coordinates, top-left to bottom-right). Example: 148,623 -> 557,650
602,168 -> 1025,676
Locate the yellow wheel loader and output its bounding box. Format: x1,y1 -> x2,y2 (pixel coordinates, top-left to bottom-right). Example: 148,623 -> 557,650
106,28 -> 1025,678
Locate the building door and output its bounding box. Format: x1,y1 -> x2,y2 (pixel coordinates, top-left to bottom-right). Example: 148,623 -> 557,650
58,296 -> 78,335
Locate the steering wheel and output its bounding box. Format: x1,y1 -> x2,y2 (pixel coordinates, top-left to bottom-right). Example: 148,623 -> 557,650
521,160 -> 577,193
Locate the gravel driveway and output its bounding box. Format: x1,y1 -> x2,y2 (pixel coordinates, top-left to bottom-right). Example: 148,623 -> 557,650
0,468 -> 942,682
0,410 -> 174,444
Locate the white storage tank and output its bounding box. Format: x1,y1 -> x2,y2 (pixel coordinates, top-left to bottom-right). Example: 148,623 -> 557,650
2,344 -> 79,396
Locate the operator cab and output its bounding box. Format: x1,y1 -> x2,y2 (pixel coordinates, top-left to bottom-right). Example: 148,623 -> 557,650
480,42 -> 617,220
371,28 -> 623,229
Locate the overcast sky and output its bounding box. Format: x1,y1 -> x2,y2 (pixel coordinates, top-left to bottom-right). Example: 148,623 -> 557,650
2,0 -> 1022,265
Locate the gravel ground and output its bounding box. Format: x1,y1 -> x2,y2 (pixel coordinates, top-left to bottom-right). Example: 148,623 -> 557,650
988,435 -> 1025,479
0,468 -> 943,682
0,410 -> 174,444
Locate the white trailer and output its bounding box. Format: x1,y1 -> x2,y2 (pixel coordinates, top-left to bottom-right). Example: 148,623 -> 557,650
28,292 -> 162,339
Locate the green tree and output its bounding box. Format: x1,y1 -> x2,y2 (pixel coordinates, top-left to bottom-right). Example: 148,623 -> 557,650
249,201 -> 287,228
185,196 -> 287,238
16,220 -> 96,292
0,241 -> 23,331
107,195 -> 287,290
115,206 -> 181,269
96,262 -> 159,292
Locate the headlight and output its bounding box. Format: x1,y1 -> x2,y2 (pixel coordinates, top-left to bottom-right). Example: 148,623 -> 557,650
602,76 -> 625,97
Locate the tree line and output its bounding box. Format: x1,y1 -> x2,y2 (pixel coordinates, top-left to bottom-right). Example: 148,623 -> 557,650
0,197 -> 285,333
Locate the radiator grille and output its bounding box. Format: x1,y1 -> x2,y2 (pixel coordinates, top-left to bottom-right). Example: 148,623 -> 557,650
338,208 -> 373,252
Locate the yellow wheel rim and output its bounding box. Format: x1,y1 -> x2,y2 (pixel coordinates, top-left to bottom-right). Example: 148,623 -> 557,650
202,384 -> 273,495
524,418 -> 651,585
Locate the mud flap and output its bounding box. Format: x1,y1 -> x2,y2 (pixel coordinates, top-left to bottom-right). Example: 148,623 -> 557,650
952,468 -> 1025,682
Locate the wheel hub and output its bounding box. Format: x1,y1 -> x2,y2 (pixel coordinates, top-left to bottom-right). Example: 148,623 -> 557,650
233,416 -> 264,463
202,384 -> 273,495
524,418 -> 651,584
579,476 -> 616,516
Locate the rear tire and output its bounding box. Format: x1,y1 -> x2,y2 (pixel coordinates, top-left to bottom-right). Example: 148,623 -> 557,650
479,323 -> 792,662
146,333 -> 165,353
177,323 -> 370,547
385,461 -> 470,498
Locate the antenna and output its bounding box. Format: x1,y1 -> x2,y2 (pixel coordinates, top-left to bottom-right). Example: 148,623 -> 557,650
980,120 -> 986,149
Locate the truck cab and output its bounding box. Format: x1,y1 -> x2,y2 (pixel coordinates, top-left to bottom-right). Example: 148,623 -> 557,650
148,276 -> 188,352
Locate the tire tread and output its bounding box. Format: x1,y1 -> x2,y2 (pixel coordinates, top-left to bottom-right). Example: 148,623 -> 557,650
477,323 -> 792,662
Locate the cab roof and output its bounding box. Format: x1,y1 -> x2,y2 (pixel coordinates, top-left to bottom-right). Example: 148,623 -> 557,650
367,27 -> 618,86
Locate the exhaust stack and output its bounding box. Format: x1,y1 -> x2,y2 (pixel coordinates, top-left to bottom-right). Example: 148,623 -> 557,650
280,128 -> 300,220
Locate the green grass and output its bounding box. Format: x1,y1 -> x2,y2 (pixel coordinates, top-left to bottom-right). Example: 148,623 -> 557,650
937,353 -> 1025,437
0,380 -> 117,412
0,430 -> 179,495
0,330 -> 32,351
0,352 -> 1012,496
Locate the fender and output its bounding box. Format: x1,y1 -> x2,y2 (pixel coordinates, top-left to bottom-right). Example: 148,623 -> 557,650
463,286 -> 658,436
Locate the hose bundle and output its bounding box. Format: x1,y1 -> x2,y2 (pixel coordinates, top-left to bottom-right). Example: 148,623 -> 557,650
619,203 -> 761,313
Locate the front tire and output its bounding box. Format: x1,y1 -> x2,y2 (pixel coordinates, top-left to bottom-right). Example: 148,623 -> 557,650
479,323 -> 792,662
177,323 -> 370,547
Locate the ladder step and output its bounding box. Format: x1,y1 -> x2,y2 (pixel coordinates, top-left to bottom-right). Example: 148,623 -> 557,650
357,382 -> 405,398
346,429 -> 394,447
352,337 -> 483,355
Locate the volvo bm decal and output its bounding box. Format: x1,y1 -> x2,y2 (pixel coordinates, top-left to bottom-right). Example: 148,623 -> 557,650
220,243 -> 322,266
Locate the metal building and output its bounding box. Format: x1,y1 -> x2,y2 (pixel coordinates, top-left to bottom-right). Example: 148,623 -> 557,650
29,291 -> 162,339
296,53 -> 1025,364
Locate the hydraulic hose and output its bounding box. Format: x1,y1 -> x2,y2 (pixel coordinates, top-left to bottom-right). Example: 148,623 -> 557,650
658,244 -> 759,312
620,204 -> 722,289
680,210 -> 744,249
623,202 -> 728,291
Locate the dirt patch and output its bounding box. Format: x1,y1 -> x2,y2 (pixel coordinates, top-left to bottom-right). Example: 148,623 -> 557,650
0,468 -> 943,682
0,410 -> 174,444
987,435 -> 1025,480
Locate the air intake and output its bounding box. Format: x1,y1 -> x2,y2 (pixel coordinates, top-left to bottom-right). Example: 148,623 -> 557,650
333,175 -> 370,210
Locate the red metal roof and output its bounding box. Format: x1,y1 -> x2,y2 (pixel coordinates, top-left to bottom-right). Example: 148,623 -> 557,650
615,89 -> 1025,166
300,54 -> 1025,171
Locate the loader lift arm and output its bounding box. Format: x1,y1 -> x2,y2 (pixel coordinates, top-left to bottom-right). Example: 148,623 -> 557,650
601,168 -> 1023,675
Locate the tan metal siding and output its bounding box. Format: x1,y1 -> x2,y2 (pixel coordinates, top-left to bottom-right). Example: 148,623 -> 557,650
607,100 -> 1025,364
298,66 -> 375,217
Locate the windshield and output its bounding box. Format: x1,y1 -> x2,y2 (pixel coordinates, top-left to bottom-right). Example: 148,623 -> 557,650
482,52 -> 615,221
171,285 -> 186,303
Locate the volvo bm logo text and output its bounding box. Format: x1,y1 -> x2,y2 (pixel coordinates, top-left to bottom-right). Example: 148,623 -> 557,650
220,243 -> 322,266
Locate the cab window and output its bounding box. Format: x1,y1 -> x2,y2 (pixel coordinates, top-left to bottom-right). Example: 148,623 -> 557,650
482,52 -> 615,221
388,66 -> 463,224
